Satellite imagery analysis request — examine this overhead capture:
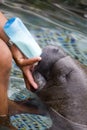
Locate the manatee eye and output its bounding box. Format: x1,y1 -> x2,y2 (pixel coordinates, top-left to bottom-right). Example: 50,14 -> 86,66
66,70 -> 73,80
52,48 -> 59,54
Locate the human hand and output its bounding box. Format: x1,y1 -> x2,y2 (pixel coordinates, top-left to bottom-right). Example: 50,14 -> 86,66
10,44 -> 41,90
20,57 -> 42,90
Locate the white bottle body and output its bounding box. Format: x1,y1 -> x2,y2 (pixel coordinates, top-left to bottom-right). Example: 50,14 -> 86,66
4,17 -> 42,58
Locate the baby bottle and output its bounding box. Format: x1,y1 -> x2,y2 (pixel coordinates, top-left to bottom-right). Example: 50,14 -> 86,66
4,17 -> 42,58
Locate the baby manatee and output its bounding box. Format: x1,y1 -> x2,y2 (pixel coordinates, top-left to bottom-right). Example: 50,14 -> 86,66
33,45 -> 87,130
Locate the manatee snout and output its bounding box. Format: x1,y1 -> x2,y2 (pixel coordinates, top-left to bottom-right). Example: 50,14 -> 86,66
33,70 -> 46,91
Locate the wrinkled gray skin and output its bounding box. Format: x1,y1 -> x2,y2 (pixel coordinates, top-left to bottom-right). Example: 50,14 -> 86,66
33,45 -> 87,130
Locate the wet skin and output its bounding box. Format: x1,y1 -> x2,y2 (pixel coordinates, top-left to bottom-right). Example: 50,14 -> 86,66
33,45 -> 87,130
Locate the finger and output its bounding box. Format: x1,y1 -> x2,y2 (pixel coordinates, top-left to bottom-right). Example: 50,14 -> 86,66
23,73 -> 31,90
24,69 -> 38,89
19,57 -> 42,66
26,57 -> 42,65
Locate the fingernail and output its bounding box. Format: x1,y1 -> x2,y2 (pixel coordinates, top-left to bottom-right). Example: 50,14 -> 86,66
38,57 -> 42,60
34,83 -> 38,89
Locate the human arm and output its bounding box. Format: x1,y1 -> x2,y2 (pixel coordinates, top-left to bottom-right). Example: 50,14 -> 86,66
0,11 -> 41,89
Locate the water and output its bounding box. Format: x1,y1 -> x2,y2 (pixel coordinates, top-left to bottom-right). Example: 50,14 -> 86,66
0,0 -> 87,129
1,0 -> 87,66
